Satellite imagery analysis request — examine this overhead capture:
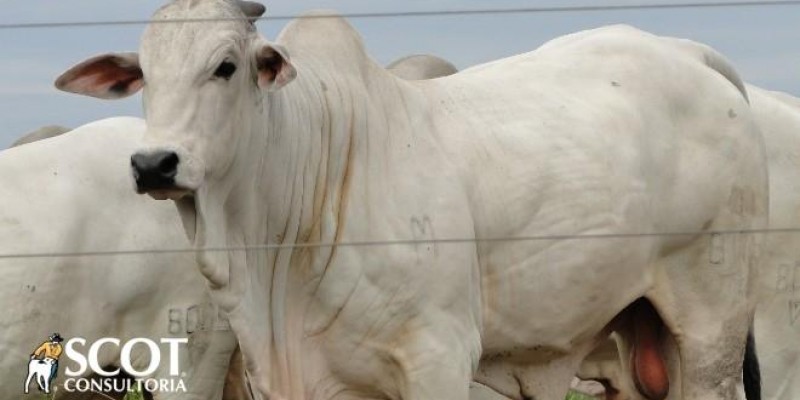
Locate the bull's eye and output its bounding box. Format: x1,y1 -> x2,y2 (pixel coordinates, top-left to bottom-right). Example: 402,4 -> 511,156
213,61 -> 237,80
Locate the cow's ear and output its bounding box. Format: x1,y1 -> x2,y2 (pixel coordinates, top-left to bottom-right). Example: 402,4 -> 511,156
255,43 -> 296,91
55,53 -> 143,100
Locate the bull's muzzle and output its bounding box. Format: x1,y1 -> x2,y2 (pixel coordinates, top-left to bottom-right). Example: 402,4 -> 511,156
131,151 -> 179,193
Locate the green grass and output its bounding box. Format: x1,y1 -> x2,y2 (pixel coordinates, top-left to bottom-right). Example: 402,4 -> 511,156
123,387 -> 146,400
566,389 -> 600,400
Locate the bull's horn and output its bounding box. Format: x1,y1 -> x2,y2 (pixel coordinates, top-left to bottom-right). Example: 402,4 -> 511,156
235,0 -> 266,19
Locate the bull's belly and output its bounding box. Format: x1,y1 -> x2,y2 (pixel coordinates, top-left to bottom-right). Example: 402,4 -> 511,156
477,229 -> 655,355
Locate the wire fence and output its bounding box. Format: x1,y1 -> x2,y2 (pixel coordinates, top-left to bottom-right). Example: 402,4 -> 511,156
1,0 -> 799,30
0,226 -> 793,260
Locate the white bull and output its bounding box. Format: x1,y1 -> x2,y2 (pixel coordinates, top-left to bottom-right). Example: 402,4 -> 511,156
56,2 -> 768,399
575,86 -> 800,400
0,118 -> 238,400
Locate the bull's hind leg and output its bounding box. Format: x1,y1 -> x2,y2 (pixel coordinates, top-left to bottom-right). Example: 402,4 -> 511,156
648,231 -> 757,400
634,308 -> 749,400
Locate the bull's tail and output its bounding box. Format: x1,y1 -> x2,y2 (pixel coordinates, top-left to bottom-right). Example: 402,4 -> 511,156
743,327 -> 761,400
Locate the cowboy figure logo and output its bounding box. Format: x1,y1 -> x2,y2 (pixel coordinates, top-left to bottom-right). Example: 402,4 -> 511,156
24,333 -> 64,394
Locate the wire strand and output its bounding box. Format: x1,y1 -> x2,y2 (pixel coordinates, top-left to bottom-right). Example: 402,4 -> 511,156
1,1 -> 799,30
0,226 -> 793,260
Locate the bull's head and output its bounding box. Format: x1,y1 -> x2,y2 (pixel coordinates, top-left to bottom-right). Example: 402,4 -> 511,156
55,0 -> 296,200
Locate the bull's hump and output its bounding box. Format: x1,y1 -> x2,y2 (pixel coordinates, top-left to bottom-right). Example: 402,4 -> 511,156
278,10 -> 370,67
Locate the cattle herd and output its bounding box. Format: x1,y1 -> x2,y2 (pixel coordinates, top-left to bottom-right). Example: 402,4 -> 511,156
1,0 -> 798,400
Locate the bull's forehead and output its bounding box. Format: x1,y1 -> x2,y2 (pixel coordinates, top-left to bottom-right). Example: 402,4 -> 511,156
141,0 -> 252,77
152,0 -> 241,22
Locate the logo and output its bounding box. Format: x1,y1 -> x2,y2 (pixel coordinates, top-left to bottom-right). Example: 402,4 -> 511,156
24,333 -> 63,394
24,333 -> 188,396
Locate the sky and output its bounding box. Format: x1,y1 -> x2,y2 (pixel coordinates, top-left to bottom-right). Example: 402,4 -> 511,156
0,0 -> 798,148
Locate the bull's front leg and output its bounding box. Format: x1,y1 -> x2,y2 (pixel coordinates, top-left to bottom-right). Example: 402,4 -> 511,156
180,316 -> 238,400
319,296 -> 480,400
409,352 -> 473,399
387,330 -> 476,400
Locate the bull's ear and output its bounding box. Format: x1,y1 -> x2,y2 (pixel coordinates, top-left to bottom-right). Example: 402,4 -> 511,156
55,53 -> 143,100
255,43 -> 296,91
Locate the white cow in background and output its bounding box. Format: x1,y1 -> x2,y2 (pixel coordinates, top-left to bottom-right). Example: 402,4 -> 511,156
0,118 -> 238,400
386,54 -> 458,81
752,86 -> 800,400
57,1 -> 768,399
11,125 -> 71,147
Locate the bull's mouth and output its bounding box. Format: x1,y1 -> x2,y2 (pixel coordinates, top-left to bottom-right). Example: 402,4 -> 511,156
142,187 -> 193,201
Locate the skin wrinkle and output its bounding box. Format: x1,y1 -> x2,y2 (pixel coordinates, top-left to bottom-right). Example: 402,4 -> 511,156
250,50 -> 360,394
355,274 -> 410,349
308,96 -> 358,335
305,78 -> 330,252
266,90 -> 308,396
302,64 -> 338,250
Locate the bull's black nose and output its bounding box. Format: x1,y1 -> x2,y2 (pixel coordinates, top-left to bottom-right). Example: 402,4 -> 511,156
131,151 -> 179,192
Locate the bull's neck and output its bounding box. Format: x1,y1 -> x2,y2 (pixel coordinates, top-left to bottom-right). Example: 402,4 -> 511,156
257,63 -> 354,250
221,59 -> 373,399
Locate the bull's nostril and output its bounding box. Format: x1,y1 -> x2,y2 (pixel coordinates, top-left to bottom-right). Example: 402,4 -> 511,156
158,152 -> 179,177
